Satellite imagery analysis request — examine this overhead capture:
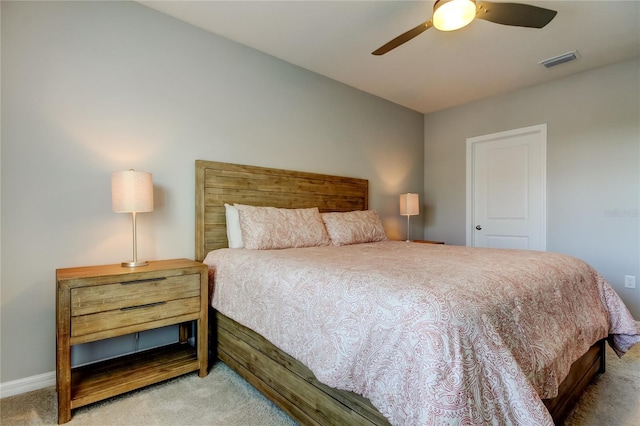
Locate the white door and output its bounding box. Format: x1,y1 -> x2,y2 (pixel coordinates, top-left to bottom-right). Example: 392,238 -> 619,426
466,124 -> 546,250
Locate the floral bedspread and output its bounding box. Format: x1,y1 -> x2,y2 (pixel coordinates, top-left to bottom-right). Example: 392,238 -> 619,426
204,241 -> 640,425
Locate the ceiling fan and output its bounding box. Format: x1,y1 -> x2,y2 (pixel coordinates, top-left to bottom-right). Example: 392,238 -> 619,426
372,0 -> 557,55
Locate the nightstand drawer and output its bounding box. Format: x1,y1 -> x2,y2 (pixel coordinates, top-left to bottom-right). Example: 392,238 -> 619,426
71,274 -> 200,316
71,296 -> 200,337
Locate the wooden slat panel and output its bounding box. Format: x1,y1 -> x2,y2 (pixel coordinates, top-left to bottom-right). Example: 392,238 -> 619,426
204,226 -> 227,243
204,190 -> 365,212
204,166 -> 367,195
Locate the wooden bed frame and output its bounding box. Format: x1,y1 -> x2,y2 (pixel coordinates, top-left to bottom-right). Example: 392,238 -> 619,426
195,159 -> 605,425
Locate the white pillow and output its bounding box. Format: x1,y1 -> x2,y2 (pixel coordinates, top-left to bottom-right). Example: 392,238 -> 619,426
224,203 -> 244,249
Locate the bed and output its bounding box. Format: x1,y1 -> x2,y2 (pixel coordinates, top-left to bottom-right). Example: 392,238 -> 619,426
195,159 -> 639,425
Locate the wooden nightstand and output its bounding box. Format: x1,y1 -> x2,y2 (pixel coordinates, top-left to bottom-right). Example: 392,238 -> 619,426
56,259 -> 208,424
413,240 -> 445,244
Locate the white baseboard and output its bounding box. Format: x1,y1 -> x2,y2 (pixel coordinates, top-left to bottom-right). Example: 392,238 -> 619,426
0,371 -> 55,398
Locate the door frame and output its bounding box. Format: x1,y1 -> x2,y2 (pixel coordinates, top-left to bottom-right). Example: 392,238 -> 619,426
465,123 -> 547,248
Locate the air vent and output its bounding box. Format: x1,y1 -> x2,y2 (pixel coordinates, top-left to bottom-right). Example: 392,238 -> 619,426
539,51 -> 580,68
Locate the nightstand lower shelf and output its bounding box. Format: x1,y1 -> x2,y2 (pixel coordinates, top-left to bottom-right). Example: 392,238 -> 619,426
70,343 -> 199,409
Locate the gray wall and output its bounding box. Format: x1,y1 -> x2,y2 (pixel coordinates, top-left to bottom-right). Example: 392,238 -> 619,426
424,59 -> 640,318
0,1 -> 424,383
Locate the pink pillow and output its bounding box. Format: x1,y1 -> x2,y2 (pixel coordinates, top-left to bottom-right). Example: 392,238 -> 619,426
235,204 -> 331,250
321,210 -> 387,246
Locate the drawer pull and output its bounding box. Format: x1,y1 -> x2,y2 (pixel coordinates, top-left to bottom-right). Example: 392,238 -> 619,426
120,277 -> 167,285
121,301 -> 166,311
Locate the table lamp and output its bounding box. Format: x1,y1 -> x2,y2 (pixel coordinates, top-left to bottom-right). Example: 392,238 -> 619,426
400,193 -> 419,242
112,169 -> 154,267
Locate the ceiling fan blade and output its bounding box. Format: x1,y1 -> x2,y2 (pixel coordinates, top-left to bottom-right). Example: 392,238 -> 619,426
372,20 -> 433,55
476,1 -> 557,28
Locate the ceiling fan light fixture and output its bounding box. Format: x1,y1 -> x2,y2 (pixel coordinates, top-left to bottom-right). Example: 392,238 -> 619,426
433,0 -> 477,31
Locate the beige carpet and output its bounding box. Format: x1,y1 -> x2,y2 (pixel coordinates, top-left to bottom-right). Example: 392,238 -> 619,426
2,344 -> 639,425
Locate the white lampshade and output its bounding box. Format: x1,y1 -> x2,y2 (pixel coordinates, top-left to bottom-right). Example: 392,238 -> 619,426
112,170 -> 154,213
433,0 -> 477,31
400,193 -> 419,216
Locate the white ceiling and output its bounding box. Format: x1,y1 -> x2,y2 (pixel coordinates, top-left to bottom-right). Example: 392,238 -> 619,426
139,1 -> 640,113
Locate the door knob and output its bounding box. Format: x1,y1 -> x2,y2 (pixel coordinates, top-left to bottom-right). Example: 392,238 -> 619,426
475,225 -> 482,230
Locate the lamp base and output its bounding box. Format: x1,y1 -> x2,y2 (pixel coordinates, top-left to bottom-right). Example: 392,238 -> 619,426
121,260 -> 149,268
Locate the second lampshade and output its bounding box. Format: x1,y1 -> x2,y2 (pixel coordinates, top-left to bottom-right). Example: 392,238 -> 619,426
400,193 -> 419,242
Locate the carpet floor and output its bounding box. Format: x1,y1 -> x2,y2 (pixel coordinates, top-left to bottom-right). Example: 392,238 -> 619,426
2,344 -> 639,425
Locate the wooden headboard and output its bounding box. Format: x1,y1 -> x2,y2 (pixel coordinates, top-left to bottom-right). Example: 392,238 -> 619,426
195,160 -> 369,261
